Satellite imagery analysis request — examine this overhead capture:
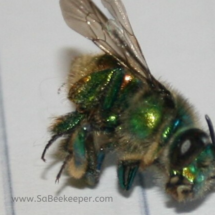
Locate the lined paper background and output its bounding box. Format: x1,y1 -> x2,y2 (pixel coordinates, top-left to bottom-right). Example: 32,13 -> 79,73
1,1 -> 215,214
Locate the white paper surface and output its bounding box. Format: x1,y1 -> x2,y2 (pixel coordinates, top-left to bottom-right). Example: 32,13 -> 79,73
1,1 -> 215,215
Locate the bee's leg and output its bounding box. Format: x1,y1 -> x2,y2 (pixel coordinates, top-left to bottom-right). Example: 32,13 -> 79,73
83,130 -> 98,186
54,134 -> 74,182
96,149 -> 105,172
41,111 -> 84,161
66,124 -> 91,179
85,143 -> 105,186
53,123 -> 105,184
118,160 -> 140,190
55,153 -> 72,183
72,125 -> 106,186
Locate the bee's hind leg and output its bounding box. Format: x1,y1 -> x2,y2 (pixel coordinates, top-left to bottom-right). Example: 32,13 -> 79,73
118,160 -> 140,190
63,124 -> 91,180
52,122 -> 106,186
60,124 -> 105,186
84,145 -> 105,187
54,123 -> 89,183
83,128 -> 105,186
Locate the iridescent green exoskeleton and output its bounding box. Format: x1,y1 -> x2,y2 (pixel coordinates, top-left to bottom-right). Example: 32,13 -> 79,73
41,0 -> 215,202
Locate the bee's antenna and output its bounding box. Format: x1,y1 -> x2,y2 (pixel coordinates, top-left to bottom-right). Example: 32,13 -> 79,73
205,115 -> 215,145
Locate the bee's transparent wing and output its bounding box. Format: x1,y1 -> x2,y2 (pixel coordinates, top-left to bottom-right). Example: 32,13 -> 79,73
101,0 -> 146,66
60,0 -> 153,82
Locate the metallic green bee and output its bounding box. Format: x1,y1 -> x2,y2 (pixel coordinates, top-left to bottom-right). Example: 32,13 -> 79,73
41,0 -> 215,202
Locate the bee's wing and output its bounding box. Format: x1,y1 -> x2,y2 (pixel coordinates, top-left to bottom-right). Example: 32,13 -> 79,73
101,0 -> 146,66
60,0 -> 154,82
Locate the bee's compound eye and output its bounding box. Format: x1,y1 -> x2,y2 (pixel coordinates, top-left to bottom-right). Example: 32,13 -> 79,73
180,139 -> 191,155
170,129 -> 210,169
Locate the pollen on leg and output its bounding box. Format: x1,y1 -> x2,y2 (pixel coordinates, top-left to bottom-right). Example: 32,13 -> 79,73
67,158 -> 87,179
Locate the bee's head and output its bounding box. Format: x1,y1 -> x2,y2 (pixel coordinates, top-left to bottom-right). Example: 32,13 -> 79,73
166,115 -> 215,202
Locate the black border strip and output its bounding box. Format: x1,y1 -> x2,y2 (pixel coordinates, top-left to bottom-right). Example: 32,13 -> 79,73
0,61 -> 16,215
139,174 -> 150,215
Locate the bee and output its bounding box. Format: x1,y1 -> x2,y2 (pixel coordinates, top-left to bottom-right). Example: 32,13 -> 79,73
41,0 -> 215,202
